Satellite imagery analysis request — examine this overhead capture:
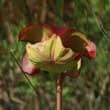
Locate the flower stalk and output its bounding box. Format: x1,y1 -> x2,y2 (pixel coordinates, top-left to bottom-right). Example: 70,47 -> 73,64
56,0 -> 64,110
56,74 -> 63,110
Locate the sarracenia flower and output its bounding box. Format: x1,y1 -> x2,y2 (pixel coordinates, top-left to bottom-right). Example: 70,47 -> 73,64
19,24 -> 96,76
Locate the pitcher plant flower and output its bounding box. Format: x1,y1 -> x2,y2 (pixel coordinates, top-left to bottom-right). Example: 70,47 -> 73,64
19,24 -> 96,77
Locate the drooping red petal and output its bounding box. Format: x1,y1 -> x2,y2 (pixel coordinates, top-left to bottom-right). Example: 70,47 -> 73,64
85,41 -> 96,59
55,28 -> 88,52
19,24 -> 53,43
19,24 -> 72,43
21,53 -> 40,75
50,25 -> 72,36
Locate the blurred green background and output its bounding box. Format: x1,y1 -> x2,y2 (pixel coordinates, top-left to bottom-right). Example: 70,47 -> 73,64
0,0 -> 110,110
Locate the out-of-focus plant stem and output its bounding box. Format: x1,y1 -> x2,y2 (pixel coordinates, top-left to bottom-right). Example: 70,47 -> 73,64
56,0 -> 64,26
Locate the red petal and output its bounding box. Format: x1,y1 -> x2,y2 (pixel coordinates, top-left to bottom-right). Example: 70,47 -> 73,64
50,25 -> 71,36
19,24 -> 71,43
19,24 -> 53,43
85,41 -> 96,59
21,53 -> 40,75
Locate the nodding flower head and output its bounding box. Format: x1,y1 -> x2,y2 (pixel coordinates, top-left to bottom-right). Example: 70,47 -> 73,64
19,24 -> 96,76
